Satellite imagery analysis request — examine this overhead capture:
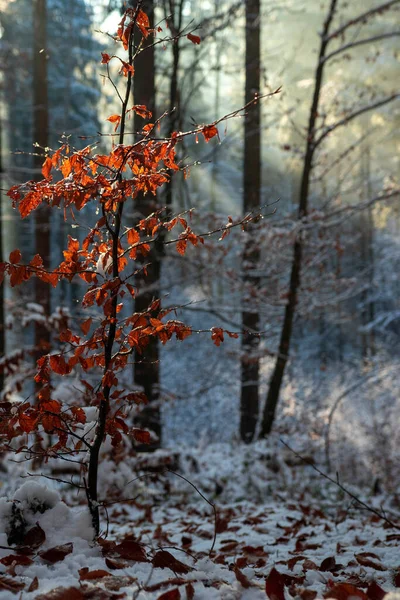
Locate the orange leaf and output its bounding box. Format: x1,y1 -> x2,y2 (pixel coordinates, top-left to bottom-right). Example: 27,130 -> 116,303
211,327 -> 224,346
19,191 -> 42,218
176,239 -> 187,255
107,114 -> 121,132
42,156 -> 52,179
9,249 -> 21,264
80,318 -> 92,336
187,33 -> 201,45
137,8 -> 150,38
127,228 -> 140,245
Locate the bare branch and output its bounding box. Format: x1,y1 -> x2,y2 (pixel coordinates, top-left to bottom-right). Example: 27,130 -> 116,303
323,31 -> 400,63
326,0 -> 400,41
315,94 -> 399,148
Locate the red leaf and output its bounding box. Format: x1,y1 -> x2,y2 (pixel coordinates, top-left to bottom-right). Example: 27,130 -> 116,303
19,412 -> 38,434
35,587 -> 84,600
70,406 -> 86,424
0,554 -> 33,566
9,249 -> 21,264
101,52 -> 112,64
39,542 -> 73,563
265,568 -> 285,600
211,327 -> 224,346
114,538 -> 148,562
185,583 -> 195,600
157,590 -> 181,600
152,550 -> 193,574
202,125 -> 219,142
367,581 -> 387,600
23,524 -> 46,549
131,428 -> 151,445
324,583 -> 368,600
49,355 -> 71,376
187,33 -> 201,45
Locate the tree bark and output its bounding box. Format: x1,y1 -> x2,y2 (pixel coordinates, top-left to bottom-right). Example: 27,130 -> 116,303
259,0 -> 338,438
132,0 -> 162,448
240,0 -> 261,443
33,0 -> 51,360
0,103 -> 4,394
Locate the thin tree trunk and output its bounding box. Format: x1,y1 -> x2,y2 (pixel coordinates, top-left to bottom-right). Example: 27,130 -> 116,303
259,0 -> 338,438
33,0 -> 50,360
360,143 -> 375,359
0,103 -> 4,394
132,0 -> 162,448
240,0 -> 261,443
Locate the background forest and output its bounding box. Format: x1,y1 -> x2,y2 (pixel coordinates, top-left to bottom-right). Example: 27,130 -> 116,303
0,1 -> 399,597
2,0 -> 398,475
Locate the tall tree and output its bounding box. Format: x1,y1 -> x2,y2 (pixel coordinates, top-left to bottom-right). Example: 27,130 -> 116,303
33,0 -> 50,361
0,103 -> 4,394
240,0 -> 261,443
259,0 -> 400,437
132,0 -> 161,446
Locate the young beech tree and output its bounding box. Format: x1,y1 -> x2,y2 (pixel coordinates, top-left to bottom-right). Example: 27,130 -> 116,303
0,4 -> 266,536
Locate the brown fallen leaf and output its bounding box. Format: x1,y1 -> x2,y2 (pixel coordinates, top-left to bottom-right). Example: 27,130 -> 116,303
265,567 -> 285,600
79,568 -> 111,580
152,550 -> 193,574
39,542 -> 73,563
355,553 -> 386,572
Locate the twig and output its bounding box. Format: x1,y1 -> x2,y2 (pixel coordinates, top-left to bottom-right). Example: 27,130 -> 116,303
280,439 -> 400,531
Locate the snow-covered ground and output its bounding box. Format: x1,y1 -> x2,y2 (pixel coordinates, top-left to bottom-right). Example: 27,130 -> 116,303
0,439 -> 399,599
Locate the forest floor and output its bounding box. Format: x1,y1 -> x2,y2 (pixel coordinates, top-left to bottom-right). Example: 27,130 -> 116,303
0,442 -> 399,600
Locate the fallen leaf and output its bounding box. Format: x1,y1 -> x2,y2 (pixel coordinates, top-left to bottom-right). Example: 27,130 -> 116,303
265,568 -> 285,600
23,523 -> 46,548
28,577 -> 39,592
79,568 -> 111,580
35,588 -> 84,600
39,542 -> 73,563
324,583 -> 368,600
152,550 -> 193,574
114,538 -> 148,562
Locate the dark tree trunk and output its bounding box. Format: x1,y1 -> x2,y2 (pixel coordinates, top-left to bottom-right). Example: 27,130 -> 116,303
132,0 -> 162,447
0,104 -> 4,395
259,0 -> 338,438
240,0 -> 261,443
33,0 -> 50,361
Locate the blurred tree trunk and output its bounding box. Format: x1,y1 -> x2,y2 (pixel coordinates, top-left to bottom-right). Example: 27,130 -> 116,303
132,0 -> 162,447
0,104 -> 4,394
360,144 -> 375,359
33,0 -> 50,362
259,0 -> 339,438
240,0 -> 261,443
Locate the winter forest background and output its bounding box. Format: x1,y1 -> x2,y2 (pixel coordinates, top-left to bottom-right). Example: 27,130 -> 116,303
0,1 -> 399,597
